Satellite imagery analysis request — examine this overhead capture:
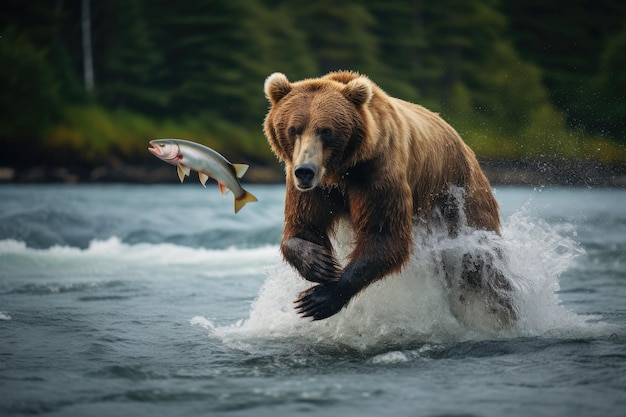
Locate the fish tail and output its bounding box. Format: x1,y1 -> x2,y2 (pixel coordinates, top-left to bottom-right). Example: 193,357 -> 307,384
234,189 -> 258,213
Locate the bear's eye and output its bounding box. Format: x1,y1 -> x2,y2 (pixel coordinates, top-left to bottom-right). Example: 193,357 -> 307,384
319,128 -> 333,137
288,126 -> 297,136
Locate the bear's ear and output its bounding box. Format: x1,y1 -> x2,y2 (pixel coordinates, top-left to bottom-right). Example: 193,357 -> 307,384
264,73 -> 292,105
342,77 -> 373,106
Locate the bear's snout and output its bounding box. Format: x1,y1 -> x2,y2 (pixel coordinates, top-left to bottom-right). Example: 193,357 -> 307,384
294,163 -> 317,190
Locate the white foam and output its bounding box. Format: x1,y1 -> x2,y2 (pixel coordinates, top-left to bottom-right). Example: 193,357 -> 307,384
208,208 -> 609,352
0,237 -> 280,279
369,351 -> 411,364
190,316 -> 215,331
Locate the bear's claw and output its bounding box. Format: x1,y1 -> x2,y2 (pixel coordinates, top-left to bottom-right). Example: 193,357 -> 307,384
305,251 -> 342,283
283,237 -> 341,283
295,282 -> 349,320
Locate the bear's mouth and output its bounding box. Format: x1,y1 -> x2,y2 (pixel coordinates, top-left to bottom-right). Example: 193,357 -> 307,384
295,179 -> 316,191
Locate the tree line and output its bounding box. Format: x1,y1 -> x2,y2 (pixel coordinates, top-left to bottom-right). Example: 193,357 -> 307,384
1,0 -> 625,169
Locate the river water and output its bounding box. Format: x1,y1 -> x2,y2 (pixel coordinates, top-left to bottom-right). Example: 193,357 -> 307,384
0,184 -> 624,416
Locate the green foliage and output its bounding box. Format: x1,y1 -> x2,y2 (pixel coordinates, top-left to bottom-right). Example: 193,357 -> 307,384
44,106 -> 149,163
359,1 -> 425,102
285,0 -> 382,75
0,26 -> 62,161
1,0 -> 625,169
146,1 -> 279,125
504,0 -> 626,143
93,0 -> 168,112
44,105 -> 274,165
590,25 -> 626,140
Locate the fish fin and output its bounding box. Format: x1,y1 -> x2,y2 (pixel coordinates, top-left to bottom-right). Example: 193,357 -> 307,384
176,165 -> 188,183
232,164 -> 249,179
198,172 -> 209,187
234,189 -> 258,214
218,181 -> 230,196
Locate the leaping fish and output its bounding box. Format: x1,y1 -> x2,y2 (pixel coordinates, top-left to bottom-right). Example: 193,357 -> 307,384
148,138 -> 258,213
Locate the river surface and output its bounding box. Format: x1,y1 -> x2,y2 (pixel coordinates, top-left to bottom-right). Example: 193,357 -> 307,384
0,184 -> 624,416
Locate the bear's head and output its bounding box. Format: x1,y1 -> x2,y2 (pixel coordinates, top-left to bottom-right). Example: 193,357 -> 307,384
263,71 -> 375,191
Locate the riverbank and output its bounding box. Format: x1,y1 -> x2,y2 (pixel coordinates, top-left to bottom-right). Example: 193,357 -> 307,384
1,158 -> 625,187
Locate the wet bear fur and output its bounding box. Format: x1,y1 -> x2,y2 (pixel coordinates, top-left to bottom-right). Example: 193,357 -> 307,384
263,71 -> 513,322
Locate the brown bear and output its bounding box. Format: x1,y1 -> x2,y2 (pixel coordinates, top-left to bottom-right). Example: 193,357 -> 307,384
263,71 -> 509,321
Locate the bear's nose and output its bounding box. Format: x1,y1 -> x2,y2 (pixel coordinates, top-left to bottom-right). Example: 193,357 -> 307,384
294,164 -> 316,184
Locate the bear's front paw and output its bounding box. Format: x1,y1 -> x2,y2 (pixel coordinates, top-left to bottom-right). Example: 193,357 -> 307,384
283,237 -> 341,283
303,247 -> 342,283
295,282 -> 351,320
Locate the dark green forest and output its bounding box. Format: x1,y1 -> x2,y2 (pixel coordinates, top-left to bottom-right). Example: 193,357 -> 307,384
1,0 -> 625,180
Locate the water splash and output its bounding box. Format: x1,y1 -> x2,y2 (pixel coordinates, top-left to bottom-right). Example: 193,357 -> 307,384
0,237 -> 279,279
207,207 -> 608,352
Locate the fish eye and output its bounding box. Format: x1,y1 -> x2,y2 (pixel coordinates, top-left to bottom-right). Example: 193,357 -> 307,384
159,143 -> 165,147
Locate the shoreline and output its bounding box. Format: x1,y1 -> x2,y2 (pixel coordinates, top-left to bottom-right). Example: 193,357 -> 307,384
1,158 -> 625,187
